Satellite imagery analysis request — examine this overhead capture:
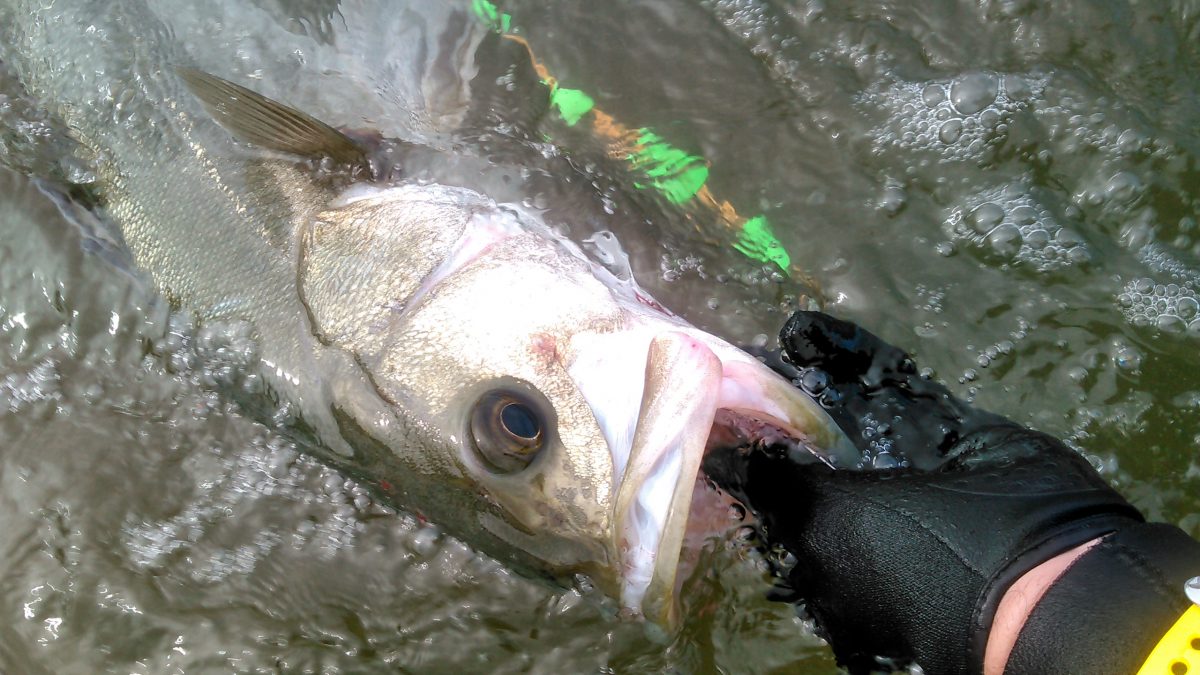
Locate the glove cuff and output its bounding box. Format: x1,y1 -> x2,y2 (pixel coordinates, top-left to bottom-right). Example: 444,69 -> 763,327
947,426 -> 1147,674
967,511 -> 1143,674
1002,522 -> 1200,674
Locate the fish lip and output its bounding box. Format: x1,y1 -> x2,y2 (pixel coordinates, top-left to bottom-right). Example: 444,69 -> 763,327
606,331 -> 855,628
611,331 -> 720,626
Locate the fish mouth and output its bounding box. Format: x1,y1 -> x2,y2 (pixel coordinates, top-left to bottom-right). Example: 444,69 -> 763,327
572,329 -> 855,628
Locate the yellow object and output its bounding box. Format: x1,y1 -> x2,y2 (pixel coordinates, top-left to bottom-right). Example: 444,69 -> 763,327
1137,604 -> 1200,675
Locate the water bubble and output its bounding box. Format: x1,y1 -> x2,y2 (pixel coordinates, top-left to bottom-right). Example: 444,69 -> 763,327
1116,128 -> 1148,155
1156,314 -> 1186,333
1104,171 -> 1141,203
1178,297 -> 1199,319
950,73 -> 999,115
1066,246 -> 1091,264
922,84 -> 946,108
819,386 -> 843,406
1056,229 -> 1084,246
1130,313 -> 1153,327
353,492 -> 372,511
938,119 -> 963,144
1024,228 -> 1050,249
410,526 -> 439,557
1111,344 -> 1142,371
872,452 -> 900,469
1010,205 -> 1038,227
799,369 -> 829,396
1003,74 -> 1032,100
878,184 -> 907,215
967,202 -> 1005,233
322,474 -> 344,497
987,224 -> 1023,256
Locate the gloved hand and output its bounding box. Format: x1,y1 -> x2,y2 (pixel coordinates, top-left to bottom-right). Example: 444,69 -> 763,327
704,312 -> 1151,674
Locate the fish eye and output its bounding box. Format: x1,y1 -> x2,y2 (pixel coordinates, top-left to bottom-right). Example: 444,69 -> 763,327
469,390 -> 549,473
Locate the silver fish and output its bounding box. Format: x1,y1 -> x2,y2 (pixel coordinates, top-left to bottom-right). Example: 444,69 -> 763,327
0,1 -> 852,626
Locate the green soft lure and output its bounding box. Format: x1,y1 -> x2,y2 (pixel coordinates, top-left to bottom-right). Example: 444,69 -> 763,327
468,0 -> 795,275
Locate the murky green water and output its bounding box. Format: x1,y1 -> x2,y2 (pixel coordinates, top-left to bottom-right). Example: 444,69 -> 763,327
1,1 -> 1198,672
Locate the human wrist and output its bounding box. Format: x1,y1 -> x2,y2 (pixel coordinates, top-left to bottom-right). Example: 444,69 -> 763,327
997,523 -> 1200,674
983,537 -> 1104,675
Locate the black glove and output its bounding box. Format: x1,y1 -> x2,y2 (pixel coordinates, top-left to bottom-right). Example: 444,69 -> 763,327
705,312 -> 1199,675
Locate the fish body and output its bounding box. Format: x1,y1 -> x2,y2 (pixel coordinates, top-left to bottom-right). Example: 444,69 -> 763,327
0,0 -> 851,624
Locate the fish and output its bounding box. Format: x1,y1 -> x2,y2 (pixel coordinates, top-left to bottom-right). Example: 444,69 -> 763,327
0,3 -> 853,627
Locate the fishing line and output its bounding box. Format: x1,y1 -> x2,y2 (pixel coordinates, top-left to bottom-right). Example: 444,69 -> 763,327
469,0 -> 798,277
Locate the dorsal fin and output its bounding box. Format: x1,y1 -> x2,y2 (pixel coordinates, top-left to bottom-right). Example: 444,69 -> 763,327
177,67 -> 367,168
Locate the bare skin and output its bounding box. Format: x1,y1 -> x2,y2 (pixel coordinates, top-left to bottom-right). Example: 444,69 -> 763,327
983,537 -> 1105,675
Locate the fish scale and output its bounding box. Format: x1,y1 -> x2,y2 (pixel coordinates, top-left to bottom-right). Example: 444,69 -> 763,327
0,0 -> 381,462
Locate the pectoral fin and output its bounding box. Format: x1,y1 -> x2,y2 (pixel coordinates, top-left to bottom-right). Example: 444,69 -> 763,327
177,67 -> 367,168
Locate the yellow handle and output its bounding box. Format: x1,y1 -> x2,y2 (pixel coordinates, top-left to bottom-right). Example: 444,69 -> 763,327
1138,604 -> 1200,675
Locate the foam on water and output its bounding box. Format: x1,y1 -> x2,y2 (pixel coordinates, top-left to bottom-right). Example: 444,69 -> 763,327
1120,277 -> 1200,336
862,72 -> 1046,166
2,0 -> 1200,672
945,183 -> 1089,271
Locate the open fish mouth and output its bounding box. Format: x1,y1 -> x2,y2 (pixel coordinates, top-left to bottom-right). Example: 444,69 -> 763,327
569,329 -> 856,627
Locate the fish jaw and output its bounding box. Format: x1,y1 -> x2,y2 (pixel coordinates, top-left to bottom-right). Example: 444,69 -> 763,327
568,327 -> 855,627
614,332 -> 722,626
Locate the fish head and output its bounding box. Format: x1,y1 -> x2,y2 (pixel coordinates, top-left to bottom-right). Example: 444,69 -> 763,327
300,184 -> 855,627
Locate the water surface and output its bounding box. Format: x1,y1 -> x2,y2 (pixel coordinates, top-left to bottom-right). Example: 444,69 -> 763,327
1,1 -> 1198,672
